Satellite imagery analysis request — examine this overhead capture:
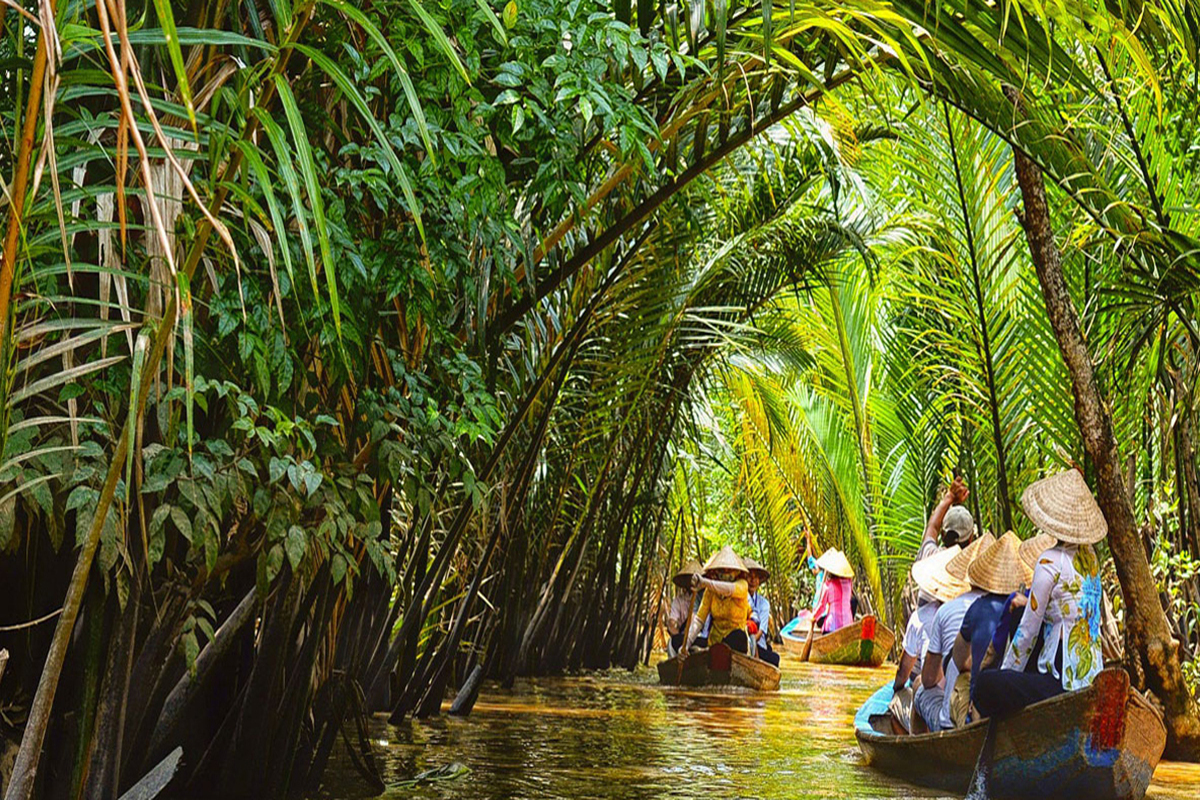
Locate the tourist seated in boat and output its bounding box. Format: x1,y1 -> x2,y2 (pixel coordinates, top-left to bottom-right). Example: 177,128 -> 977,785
916,533 -> 994,732
974,470 -> 1106,720
744,557 -> 780,668
889,545 -> 964,733
950,532 -> 1032,725
811,548 -> 854,634
665,560 -> 702,657
916,476 -> 974,565
960,533 -> 1056,685
683,546 -> 752,655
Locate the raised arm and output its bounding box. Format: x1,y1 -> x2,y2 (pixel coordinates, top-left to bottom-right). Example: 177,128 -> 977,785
923,477 -> 967,546
696,576 -> 748,600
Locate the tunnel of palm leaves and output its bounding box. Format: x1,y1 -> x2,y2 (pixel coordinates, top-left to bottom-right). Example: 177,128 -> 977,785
4,0 -> 1200,798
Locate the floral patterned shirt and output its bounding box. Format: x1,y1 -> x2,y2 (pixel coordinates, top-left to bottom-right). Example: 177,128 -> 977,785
1002,543 -> 1103,690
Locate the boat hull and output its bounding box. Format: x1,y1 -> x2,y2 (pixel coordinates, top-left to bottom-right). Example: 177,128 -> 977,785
780,616 -> 894,666
854,668 -> 1166,800
656,644 -> 781,691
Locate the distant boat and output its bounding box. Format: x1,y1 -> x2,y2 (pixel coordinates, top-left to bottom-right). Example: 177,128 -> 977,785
656,643 -> 781,691
780,615 -> 894,667
854,668 -> 1166,800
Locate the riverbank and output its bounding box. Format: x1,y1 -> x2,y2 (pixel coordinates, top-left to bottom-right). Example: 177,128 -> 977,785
318,660 -> 1200,798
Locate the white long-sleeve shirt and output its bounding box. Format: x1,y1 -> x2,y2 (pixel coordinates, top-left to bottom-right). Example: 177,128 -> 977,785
1003,543 -> 1103,690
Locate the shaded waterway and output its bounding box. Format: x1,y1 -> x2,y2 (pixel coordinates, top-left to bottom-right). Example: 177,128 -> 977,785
320,659 -> 1200,799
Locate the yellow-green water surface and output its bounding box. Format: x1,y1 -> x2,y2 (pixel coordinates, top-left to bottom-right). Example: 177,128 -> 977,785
319,659 -> 1200,799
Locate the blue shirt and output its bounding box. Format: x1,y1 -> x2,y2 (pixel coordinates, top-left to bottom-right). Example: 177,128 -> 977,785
748,591 -> 770,650
960,592 -> 1009,703
806,555 -> 826,611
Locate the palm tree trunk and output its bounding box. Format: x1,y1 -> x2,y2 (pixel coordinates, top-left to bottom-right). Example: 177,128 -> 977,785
943,102 -> 1013,531
1007,86 -> 1200,758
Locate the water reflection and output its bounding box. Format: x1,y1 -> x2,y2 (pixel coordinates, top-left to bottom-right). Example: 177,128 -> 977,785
318,659 -> 1200,799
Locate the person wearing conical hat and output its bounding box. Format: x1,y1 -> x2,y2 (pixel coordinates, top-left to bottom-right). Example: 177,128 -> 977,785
917,533 -> 993,732
951,532 -> 1032,725
665,560 -> 702,656
975,469 -> 1107,720
968,531 -> 1059,693
744,557 -> 780,667
811,548 -> 855,634
888,546 -> 967,732
683,546 -> 753,656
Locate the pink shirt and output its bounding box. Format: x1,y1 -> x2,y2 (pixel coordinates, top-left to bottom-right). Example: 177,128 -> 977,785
815,576 -> 853,633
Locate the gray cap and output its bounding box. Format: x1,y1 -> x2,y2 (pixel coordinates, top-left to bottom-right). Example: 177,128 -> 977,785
942,505 -> 975,543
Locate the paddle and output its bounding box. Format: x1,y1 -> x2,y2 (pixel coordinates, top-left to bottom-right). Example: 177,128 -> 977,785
676,587 -> 696,684
965,717 -> 998,800
798,615 -> 816,662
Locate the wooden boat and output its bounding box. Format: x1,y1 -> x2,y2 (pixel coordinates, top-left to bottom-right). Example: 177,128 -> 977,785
656,643 -> 781,691
854,668 -> 1166,800
780,615 -> 894,666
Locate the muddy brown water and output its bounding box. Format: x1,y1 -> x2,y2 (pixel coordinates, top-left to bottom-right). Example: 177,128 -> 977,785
318,659 -> 1200,799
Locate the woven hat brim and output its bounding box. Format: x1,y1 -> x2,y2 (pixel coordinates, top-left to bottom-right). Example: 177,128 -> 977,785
1018,533 -> 1056,570
1021,470 -> 1107,545
966,532 -> 1032,595
743,557 -> 770,580
946,532 -> 995,580
702,545 -> 748,575
911,545 -> 968,603
816,549 -> 854,579
673,559 -> 703,586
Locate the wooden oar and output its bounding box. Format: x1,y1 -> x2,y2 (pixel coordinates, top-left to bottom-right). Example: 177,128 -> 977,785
798,615 -> 816,662
676,588 -> 696,684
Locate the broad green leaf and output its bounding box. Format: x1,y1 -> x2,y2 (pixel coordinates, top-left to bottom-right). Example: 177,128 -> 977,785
285,525 -> 307,570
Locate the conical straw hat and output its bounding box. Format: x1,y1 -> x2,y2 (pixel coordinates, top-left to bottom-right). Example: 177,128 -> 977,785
1021,469 -> 1107,545
1019,532 -> 1056,570
946,532 -> 995,581
743,556 -> 770,581
816,548 -> 854,579
911,544 -> 968,603
673,559 -> 703,587
702,545 -> 748,576
967,532 -> 1032,594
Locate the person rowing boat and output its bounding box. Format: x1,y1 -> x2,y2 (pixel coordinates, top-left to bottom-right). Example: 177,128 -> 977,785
682,546 -> 752,656
664,560 -> 702,657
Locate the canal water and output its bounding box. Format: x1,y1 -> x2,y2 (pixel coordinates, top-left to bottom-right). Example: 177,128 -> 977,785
320,659 -> 1200,799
